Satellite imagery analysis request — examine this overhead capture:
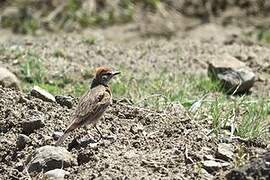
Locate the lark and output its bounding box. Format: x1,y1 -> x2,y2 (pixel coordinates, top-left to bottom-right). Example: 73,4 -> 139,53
55,67 -> 120,145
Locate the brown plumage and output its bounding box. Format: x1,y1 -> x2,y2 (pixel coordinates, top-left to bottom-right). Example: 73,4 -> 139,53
55,67 -> 120,146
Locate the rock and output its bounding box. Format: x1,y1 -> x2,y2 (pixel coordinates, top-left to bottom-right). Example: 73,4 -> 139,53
27,145 -> 77,173
21,111 -> 46,134
77,149 -> 94,165
207,54 -> 255,94
55,95 -> 74,108
123,150 -> 139,159
14,162 -> 24,172
0,67 -> 20,90
67,136 -> 97,151
226,151 -> 270,180
16,134 -> 31,149
30,86 -> 56,102
216,143 -> 234,161
130,124 -> 144,134
68,138 -> 81,151
202,160 -> 230,173
44,169 -> 70,180
200,168 -> 214,179
52,131 -> 64,141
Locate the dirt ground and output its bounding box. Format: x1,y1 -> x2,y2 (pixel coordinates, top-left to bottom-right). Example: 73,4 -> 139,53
0,86 -> 268,179
1,6 -> 270,179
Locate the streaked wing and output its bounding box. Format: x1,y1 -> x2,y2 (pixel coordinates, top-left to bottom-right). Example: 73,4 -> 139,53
74,85 -> 111,125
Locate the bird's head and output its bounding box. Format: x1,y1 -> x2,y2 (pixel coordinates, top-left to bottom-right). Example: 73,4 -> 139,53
91,67 -> 120,88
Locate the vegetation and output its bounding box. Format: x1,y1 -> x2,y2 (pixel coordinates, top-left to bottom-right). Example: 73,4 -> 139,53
1,44 -> 269,143
1,0 -> 270,35
0,0 -> 137,34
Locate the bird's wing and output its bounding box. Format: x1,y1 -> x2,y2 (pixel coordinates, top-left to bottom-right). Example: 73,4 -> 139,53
73,85 -> 111,125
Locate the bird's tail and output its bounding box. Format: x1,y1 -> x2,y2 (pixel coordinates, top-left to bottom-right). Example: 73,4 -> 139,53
55,120 -> 79,146
55,132 -> 70,146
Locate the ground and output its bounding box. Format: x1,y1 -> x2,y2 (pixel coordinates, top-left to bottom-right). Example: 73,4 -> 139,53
0,4 -> 270,179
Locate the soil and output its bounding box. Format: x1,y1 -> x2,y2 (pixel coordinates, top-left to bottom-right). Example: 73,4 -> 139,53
0,86 -> 268,179
1,3 -> 270,179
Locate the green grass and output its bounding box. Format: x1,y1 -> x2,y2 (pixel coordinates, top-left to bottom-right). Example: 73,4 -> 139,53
2,49 -> 267,142
257,30 -> 270,44
0,0 -> 136,34
112,68 -> 220,109
53,49 -> 66,58
236,99 -> 270,139
20,51 -> 46,83
111,68 -> 270,141
201,96 -> 270,141
81,36 -> 96,45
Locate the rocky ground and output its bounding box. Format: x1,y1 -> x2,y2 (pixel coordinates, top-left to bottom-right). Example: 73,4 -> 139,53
0,86 -> 268,179
0,6 -> 270,179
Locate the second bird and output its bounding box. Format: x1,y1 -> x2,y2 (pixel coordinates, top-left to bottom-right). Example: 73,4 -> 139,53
55,67 -> 120,146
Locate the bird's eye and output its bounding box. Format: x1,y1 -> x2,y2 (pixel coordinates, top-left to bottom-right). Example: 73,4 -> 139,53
102,74 -> 109,81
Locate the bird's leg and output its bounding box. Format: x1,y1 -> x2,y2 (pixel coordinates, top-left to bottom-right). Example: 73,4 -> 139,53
94,124 -> 104,141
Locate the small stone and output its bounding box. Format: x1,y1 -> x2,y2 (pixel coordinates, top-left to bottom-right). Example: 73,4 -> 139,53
55,95 -> 74,108
21,111 -> 46,134
123,150 -> 139,159
132,141 -> 141,148
43,135 -> 53,144
130,124 -> 144,134
67,138 -> 81,151
0,67 -> 20,90
15,162 -> 24,172
30,86 -> 56,102
16,134 -> 31,149
216,143 -> 234,161
204,154 -> 215,160
103,135 -> 117,141
27,145 -> 77,173
68,136 -> 97,151
77,149 -> 94,165
200,168 -> 214,179
44,169 -> 70,180
52,131 -> 64,141
207,54 -> 255,94
202,160 -> 230,173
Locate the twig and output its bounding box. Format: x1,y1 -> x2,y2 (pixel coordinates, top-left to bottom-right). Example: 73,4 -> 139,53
185,144 -> 194,164
43,3 -> 67,23
230,107 -> 236,139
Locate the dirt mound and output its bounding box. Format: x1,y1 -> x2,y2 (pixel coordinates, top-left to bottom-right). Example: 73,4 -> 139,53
0,87 -> 267,179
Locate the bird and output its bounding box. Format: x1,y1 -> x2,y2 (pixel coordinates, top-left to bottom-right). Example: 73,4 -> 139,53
55,67 -> 120,146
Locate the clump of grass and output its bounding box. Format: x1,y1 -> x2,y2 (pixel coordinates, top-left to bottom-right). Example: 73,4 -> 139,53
201,95 -> 270,141
72,82 -> 89,96
112,68 -> 220,109
209,97 -> 225,136
257,30 -> 270,44
15,48 -> 89,96
3,4 -> 38,34
236,99 -> 270,139
20,51 -> 46,83
53,49 -> 66,58
0,0 -> 136,34
81,36 -> 96,45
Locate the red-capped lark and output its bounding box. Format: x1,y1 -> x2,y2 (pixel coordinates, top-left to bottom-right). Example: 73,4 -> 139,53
55,67 -> 120,146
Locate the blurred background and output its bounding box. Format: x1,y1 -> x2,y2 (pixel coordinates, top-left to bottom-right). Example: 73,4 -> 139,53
0,0 -> 270,41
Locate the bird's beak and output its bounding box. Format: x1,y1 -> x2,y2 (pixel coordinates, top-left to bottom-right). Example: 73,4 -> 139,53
112,71 -> 121,76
